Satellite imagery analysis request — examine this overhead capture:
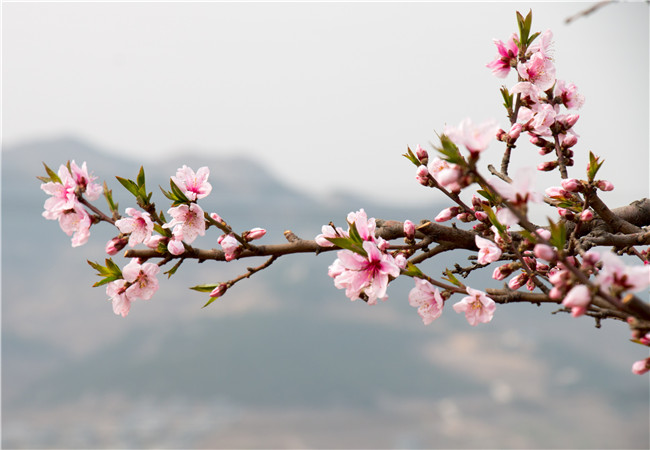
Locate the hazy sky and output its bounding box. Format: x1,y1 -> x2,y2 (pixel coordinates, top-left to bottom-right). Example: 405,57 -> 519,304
3,2 -> 649,208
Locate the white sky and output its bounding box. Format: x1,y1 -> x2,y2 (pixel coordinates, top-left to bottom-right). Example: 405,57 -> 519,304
3,1 -> 649,208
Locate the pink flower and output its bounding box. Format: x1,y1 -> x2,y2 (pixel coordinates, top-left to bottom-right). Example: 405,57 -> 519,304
562,284 -> 591,317
408,278 -> 444,325
218,233 -> 240,261
41,167 -> 78,220
106,279 -> 131,317
517,52 -> 556,91
329,240 -> 400,305
122,259 -> 160,301
115,208 -> 154,247
70,160 -> 103,201
554,80 -> 585,110
144,234 -> 165,249
486,34 -> 519,78
427,157 -> 463,192
596,252 -> 650,293
171,165 -> 212,201
347,209 -> 376,242
163,203 -> 206,244
528,29 -> 553,59
453,287 -> 496,326
489,167 -> 543,207
510,81 -> 543,102
475,235 -> 502,264
632,358 -> 650,375
58,205 -> 92,247
444,118 -> 499,156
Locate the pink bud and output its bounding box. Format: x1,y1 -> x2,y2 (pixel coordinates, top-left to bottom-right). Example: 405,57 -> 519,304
394,253 -> 407,269
105,237 -> 128,255
168,237 -> 185,255
596,180 -> 614,191
209,283 -> 228,298
565,114 -> 580,128
536,228 -> 551,241
403,220 -> 415,239
640,333 -> 650,346
561,134 -> 578,148
537,161 -> 558,171
508,273 -> 528,290
549,287 -> 562,299
474,211 -> 488,221
562,284 -> 591,317
435,206 -> 460,223
415,144 -> 428,161
579,209 -> 594,222
534,244 -> 555,261
244,227 -> 266,241
210,212 -> 224,223
508,123 -> 522,140
144,235 -> 165,249
581,251 -> 600,267
529,135 -> 547,147
558,208 -> 575,220
496,129 -> 507,141
561,178 -> 581,192
545,186 -> 567,198
416,165 -> 430,185
632,358 -> 650,375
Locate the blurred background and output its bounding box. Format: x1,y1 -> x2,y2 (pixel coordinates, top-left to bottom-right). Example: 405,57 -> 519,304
2,2 -> 649,448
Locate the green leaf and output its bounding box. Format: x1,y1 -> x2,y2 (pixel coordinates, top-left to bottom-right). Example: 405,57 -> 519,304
401,262 -> 424,278
481,204 -> 506,235
103,182 -> 118,213
87,259 -> 109,275
402,147 -> 421,166
347,221 -> 364,245
527,31 -> 540,46
92,276 -> 120,288
442,269 -> 462,287
116,176 -> 140,197
41,162 -> 62,184
164,260 -> 183,279
168,180 -> 191,205
202,297 -> 219,308
190,283 -> 219,293
476,189 -> 497,203
136,166 -> 146,188
587,151 -> 604,182
436,134 -> 465,166
547,218 -> 567,250
500,87 -> 514,110
325,237 -> 366,255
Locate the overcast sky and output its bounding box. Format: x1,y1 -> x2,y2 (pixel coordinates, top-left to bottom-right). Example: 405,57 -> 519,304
3,2 -> 648,210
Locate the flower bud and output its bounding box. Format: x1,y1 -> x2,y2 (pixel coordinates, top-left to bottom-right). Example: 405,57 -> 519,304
210,212 -> 224,223
496,129 -> 507,142
529,134 -> 547,147
537,160 -> 558,171
435,206 -> 460,223
105,237 -> 128,255
632,358 -> 650,375
558,208 -> 575,220
508,123 -> 522,140
456,212 -> 473,222
534,244 -> 555,261
508,273 -> 528,290
403,220 -> 415,240
416,165 -> 430,186
596,180 -> 614,191
545,186 -> 567,199
243,227 -> 266,241
579,209 -> 594,222
492,264 -> 514,280
415,144 -> 428,162
209,283 -> 228,298
564,114 -> 580,128
144,235 -> 165,249
562,284 -> 591,317
561,134 -> 578,148
561,178 -> 581,192
536,228 -> 552,241
474,211 -> 488,221
394,253 -> 407,269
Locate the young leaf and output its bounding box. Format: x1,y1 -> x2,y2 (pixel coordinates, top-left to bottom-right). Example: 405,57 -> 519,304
190,283 -> 219,293
442,269 -> 462,287
402,147 -> 421,166
587,151 -> 604,182
136,166 -> 146,188
202,296 -> 219,308
41,162 -> 62,184
116,176 -> 140,197
164,260 -> 183,279
401,262 -> 424,278
325,237 -> 366,256
436,134 -> 465,166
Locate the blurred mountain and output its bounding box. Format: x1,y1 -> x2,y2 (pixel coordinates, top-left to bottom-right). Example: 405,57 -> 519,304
2,137 -> 649,449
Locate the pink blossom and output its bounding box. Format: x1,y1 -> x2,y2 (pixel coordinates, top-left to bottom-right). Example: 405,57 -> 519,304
554,80 -> 585,110
517,52 -> 556,91
562,284 -> 591,317
58,205 -> 92,247
528,29 -> 553,59
122,259 -> 160,301
70,160 -> 103,200
144,234 -> 165,249
315,224 -> 348,247
510,81 -> 543,102
475,235 -> 502,264
427,157 -> 463,192
444,118 -> 499,156
329,240 -> 400,305
106,279 -> 131,317
632,358 -> 650,375
115,208 -> 154,247
486,34 -> 519,78
171,165 -> 212,201
163,203 -> 206,244
596,252 -> 650,293
41,167 -> 78,220
489,167 -> 543,207
453,287 -> 496,326
394,253 -> 407,269
347,209 -> 376,242
218,233 -> 240,261
408,278 -> 444,325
